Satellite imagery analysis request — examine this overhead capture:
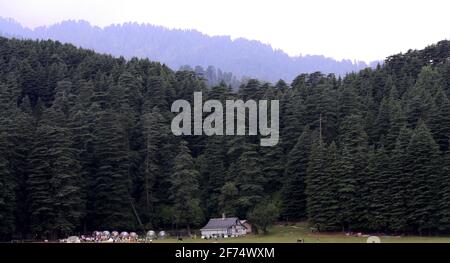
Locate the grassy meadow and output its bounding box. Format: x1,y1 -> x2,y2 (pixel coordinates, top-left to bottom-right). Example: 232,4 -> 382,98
153,222 -> 450,243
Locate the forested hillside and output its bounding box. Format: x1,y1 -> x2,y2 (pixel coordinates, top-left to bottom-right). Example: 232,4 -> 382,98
1,37 -> 450,240
0,18 -> 372,82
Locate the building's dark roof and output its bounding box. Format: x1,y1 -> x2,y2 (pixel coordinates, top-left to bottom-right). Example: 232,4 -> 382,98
201,217 -> 244,230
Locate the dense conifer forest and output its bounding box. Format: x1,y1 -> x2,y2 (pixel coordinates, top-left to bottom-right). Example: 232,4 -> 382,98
1,36 -> 450,240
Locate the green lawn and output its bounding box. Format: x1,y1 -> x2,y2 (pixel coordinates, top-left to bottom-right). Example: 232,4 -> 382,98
153,222 -> 450,243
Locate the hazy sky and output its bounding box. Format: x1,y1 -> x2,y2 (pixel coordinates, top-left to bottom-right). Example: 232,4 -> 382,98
1,0 -> 449,62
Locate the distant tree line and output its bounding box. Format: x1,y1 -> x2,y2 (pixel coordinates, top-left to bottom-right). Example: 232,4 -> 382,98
179,64 -> 244,90
0,18 -> 373,83
1,37 -> 450,240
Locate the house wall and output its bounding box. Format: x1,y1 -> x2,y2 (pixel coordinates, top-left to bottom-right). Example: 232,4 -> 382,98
201,229 -> 228,238
201,227 -> 246,238
235,225 -> 247,235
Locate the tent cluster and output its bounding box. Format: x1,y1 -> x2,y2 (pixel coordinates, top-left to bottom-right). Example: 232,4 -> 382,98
62,231 -> 139,243
61,230 -> 167,243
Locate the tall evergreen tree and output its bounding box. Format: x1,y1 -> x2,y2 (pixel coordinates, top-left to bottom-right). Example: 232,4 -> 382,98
281,128 -> 311,221
170,140 -> 203,234
364,147 -> 390,232
91,106 -> 135,230
198,136 -> 228,217
0,128 -> 15,239
305,137 -> 328,229
137,106 -> 168,228
235,142 -> 265,218
438,151 -> 450,232
387,126 -> 412,233
429,88 -> 450,152
335,114 -> 368,231
405,121 -> 441,234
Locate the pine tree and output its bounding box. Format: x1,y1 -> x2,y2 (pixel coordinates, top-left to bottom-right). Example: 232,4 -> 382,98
280,89 -> 305,152
429,88 -> 450,152
260,143 -> 285,194
69,81 -> 95,231
404,82 -> 434,129
387,126 -> 412,233
27,123 -> 55,238
138,106 -> 168,227
91,106 -> 135,230
49,81 -> 85,236
0,83 -> 22,238
0,129 -> 15,239
45,118 -> 84,236
145,75 -> 171,110
321,142 -> 340,230
335,114 -> 368,231
337,80 -> 363,121
235,142 -> 265,218
306,137 -> 329,229
303,82 -> 338,143
374,98 -> 392,146
239,79 -> 262,100
384,99 -> 406,152
27,85 -> 84,238
198,136 -> 227,217
415,66 -> 444,96
10,97 -> 34,238
281,128 -> 311,221
364,147 -> 390,232
438,152 -> 450,232
170,140 -> 203,234
218,182 -> 239,217
405,121 -> 441,234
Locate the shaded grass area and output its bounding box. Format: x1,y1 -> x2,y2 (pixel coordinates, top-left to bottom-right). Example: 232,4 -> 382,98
154,222 -> 450,243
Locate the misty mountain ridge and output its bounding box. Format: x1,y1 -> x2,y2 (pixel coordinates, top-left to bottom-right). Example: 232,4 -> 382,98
0,17 -> 376,82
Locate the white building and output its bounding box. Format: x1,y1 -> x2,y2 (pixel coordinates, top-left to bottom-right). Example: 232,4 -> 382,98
200,216 -> 248,238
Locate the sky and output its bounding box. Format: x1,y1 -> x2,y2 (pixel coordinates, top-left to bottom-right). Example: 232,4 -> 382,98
0,0 -> 449,62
